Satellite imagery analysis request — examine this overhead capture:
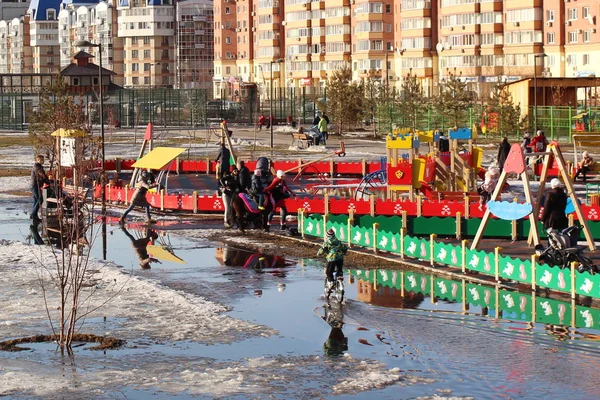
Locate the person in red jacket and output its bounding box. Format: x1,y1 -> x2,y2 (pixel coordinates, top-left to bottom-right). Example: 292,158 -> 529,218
528,130 -> 548,165
264,170 -> 295,230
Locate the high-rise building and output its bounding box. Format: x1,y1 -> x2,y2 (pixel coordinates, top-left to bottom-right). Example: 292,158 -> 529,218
58,1 -> 125,86
176,0 -> 214,89
213,0 -> 600,98
117,0 -> 176,88
0,0 -> 29,21
28,0 -> 61,74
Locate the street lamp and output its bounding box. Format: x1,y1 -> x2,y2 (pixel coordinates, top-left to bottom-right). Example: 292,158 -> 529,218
270,58 -> 284,148
75,39 -> 106,259
533,53 -> 548,131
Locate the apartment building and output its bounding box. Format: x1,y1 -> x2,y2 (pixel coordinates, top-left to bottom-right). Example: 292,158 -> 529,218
58,1 -> 125,86
117,0 -> 176,88
28,0 -> 61,74
213,0 -> 600,98
176,0 -> 214,89
0,0 -> 29,21
5,15 -> 32,74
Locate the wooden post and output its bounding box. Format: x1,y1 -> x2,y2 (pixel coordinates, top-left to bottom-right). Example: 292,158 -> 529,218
324,193 -> 329,216
323,213 -> 328,241
430,274 -> 436,304
361,158 -> 366,176
399,271 -> 405,296
571,261 -> 576,300
300,209 -> 305,239
511,220 -> 517,241
461,279 -> 467,311
461,240 -> 467,273
464,193 -> 470,219
416,195 -> 422,217
456,212 -> 462,239
571,297 -> 576,328
330,159 -> 334,176
401,210 -> 408,230
531,254 -> 537,291
532,290 -> 536,322
373,223 -> 379,253
192,191 -> 198,214
369,194 -> 375,216
348,209 -> 354,248
568,213 -> 574,227
400,227 -> 406,259
116,157 -> 121,174
430,233 -> 436,266
373,269 -> 377,291
495,286 -> 500,317
206,157 -> 211,175
494,247 -> 501,282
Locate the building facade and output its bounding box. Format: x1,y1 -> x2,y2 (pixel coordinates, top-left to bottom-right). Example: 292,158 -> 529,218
28,0 -> 61,74
212,0 -> 600,99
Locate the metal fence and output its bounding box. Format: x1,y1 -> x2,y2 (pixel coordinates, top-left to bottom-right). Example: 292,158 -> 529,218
0,87 -> 598,140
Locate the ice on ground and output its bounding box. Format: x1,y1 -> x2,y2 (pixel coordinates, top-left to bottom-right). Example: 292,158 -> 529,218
0,240 -> 275,343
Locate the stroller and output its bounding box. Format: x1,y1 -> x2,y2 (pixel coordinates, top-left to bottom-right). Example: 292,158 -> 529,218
308,126 -> 323,146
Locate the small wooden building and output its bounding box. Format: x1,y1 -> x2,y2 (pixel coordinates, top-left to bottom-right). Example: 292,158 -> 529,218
60,51 -> 117,95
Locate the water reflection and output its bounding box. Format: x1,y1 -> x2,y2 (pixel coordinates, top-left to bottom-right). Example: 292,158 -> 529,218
322,302 -> 348,358
121,226 -> 161,269
350,268 -> 600,334
216,247 -> 295,277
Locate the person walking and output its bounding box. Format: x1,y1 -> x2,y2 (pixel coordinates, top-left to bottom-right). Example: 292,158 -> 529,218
574,151 -> 594,182
237,160 -> 252,192
264,169 -> 295,230
541,178 -> 568,231
497,137 -> 511,171
30,154 -> 50,222
219,169 -> 239,228
119,169 -> 158,224
216,142 -> 231,179
318,114 -> 328,145
317,228 -> 348,289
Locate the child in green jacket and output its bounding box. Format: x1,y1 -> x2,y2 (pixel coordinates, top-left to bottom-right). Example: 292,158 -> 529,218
317,228 -> 348,287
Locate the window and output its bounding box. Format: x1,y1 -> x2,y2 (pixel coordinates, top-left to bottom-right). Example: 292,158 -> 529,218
132,77 -> 139,85
569,31 -> 578,43
144,77 -> 150,85
47,10 -> 56,20
583,54 -> 590,65
567,55 -> 576,66
547,32 -> 555,44
73,77 -> 79,85
225,7 -> 230,14
143,36 -> 151,44
132,63 -> 139,71
225,37 -> 231,44
225,66 -> 231,74
583,7 -> 590,19
584,30 -> 591,43
132,50 -> 138,58
144,49 -> 150,58
144,63 -> 151,71
93,77 -> 99,85
385,4 -> 391,13
568,8 -> 577,20
546,10 -> 554,22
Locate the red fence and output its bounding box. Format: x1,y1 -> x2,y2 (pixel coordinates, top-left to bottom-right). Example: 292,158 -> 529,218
94,184 -> 600,223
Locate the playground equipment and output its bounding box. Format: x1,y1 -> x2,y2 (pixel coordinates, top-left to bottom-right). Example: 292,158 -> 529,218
434,128 -> 483,193
385,130 -> 435,201
131,147 -> 187,194
282,142 -> 346,189
354,157 -> 387,200
472,142 -> 595,251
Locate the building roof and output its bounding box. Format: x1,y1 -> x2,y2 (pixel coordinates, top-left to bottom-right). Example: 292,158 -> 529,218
73,50 -> 94,60
29,0 -> 62,21
60,62 -> 117,77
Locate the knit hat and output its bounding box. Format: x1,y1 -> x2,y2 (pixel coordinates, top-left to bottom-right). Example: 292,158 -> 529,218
326,228 -> 335,237
550,178 -> 562,189
276,170 -> 285,179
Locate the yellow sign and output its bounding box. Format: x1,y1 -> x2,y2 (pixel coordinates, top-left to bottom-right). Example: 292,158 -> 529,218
395,170 -> 404,179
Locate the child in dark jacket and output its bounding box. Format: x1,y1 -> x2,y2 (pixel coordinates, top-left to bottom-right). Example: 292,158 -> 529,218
317,228 -> 348,287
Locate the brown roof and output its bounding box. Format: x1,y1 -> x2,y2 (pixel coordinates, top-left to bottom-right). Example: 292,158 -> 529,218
73,50 -> 95,60
60,62 -> 116,77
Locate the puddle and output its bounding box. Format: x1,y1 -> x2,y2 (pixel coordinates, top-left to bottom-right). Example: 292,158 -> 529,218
2,206 -> 600,399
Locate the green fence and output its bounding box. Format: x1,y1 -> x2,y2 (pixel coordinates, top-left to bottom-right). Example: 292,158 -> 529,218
349,268 -> 600,330
300,211 -> 600,300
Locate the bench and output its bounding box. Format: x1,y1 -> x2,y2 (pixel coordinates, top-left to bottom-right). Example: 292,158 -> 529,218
291,133 -> 311,149
572,161 -> 600,182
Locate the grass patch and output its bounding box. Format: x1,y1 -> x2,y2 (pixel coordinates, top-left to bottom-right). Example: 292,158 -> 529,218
0,136 -> 33,148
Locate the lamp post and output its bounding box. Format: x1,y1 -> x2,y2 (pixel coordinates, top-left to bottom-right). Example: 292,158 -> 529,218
269,58 -> 284,148
75,40 -> 105,259
533,53 -> 547,131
